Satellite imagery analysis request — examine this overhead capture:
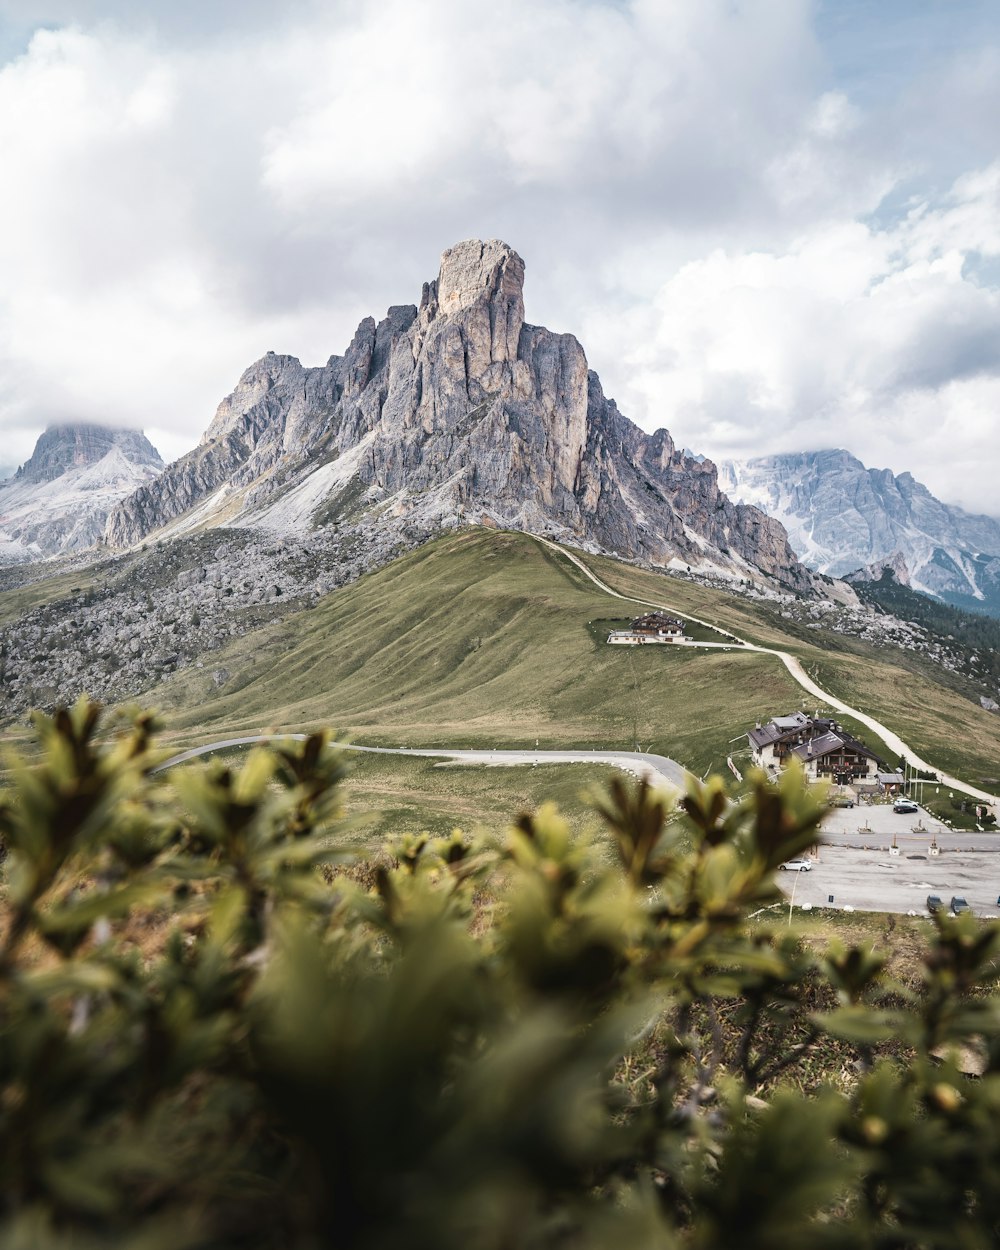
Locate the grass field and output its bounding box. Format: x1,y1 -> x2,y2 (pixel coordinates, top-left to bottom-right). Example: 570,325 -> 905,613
137,529 -> 1000,787
336,752 -> 614,843
165,741 -> 616,844
789,908 -> 933,982
7,528 -> 998,792
147,530 -> 806,778
0,562 -> 100,627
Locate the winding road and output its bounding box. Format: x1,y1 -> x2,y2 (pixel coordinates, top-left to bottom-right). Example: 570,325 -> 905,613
534,536 -> 999,808
156,737 -> 690,789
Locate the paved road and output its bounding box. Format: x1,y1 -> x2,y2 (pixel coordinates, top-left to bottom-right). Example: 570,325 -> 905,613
156,735 -> 690,790
821,829 -> 1000,852
535,536 -> 1000,809
819,800 -> 1000,851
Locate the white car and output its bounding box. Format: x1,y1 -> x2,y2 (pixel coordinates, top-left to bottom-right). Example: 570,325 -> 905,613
779,859 -> 812,872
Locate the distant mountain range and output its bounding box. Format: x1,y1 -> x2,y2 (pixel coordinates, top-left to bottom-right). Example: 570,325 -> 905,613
718,450 -> 1000,616
0,424 -> 162,562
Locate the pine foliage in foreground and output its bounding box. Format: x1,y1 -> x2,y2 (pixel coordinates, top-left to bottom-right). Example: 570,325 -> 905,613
2,701 -> 1000,1248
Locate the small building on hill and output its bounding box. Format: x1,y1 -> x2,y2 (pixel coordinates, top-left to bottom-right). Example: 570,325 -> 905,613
630,613 -> 685,638
748,712 -> 828,771
607,612 -> 686,645
876,771 -> 905,794
748,712 -> 885,782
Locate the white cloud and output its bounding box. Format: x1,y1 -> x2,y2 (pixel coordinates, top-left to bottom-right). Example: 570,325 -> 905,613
597,163 -> 1000,514
0,1 -> 996,521
0,1 -> 845,465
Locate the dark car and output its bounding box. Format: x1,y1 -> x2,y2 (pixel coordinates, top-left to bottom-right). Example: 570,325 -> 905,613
828,795 -> 854,808
926,894 -> 943,913
950,896 -> 971,915
893,799 -> 918,814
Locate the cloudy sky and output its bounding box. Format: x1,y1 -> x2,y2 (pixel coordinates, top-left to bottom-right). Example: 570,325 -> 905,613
0,0 -> 998,514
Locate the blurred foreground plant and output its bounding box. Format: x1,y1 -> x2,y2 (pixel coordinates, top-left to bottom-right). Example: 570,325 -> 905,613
1,698 -> 999,1249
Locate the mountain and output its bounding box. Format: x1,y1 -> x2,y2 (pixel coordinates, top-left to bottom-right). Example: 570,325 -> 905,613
105,239 -> 811,591
0,424 -> 163,563
718,450 -> 1000,615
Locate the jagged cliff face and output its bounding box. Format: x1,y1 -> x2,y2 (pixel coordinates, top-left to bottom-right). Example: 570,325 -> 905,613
0,424 -> 163,563
106,240 -> 811,590
719,450 -> 1000,615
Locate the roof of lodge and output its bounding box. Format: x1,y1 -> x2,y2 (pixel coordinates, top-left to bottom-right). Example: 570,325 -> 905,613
791,731 -> 883,763
749,712 -> 885,768
791,732 -> 844,761
629,612 -> 685,630
748,724 -> 783,749
748,711 -> 825,750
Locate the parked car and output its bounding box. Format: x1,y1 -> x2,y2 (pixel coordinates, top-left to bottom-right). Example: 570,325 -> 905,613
828,795 -> 854,808
893,799 -> 919,814
950,896 -> 971,915
926,894 -> 943,913
779,859 -> 812,872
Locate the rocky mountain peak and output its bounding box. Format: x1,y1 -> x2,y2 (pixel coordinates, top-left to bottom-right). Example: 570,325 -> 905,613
436,238 -> 525,316
16,424 -> 162,485
203,352 -> 306,446
845,550 -> 912,588
104,239 -> 814,593
1,423 -> 164,563
720,449 -> 1000,615
416,238 -> 527,371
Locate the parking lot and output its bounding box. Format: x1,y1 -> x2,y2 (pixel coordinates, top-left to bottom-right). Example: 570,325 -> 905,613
778,800 -> 1000,916
782,846 -> 1000,917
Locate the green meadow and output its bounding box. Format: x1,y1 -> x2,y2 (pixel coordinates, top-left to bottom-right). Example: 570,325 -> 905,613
147,530 -> 803,778
136,529 -> 999,790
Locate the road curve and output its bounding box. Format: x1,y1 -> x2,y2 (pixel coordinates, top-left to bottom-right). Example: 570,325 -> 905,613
534,536 -> 1000,808
155,736 -> 691,790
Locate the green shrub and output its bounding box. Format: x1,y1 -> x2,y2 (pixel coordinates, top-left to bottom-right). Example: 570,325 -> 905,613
2,699 -> 1000,1248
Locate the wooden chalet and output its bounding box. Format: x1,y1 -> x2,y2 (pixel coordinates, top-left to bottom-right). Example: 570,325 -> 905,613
629,613 -> 685,638
607,613 -> 686,646
789,730 -> 884,782
748,712 -> 885,781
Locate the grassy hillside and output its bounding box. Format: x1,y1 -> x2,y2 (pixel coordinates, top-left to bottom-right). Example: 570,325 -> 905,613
0,560 -> 100,627
332,752 -> 611,842
164,742 -> 614,843
148,530 -> 803,778
31,527 -> 986,788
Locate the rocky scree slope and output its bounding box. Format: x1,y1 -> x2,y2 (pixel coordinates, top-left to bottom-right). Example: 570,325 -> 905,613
0,514 -> 423,722
719,450 -> 1000,616
106,240 -> 811,591
0,424 -> 163,563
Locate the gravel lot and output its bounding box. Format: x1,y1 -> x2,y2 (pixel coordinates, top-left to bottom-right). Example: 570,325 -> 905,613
782,846 -> 1000,917
780,799 -> 1000,916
